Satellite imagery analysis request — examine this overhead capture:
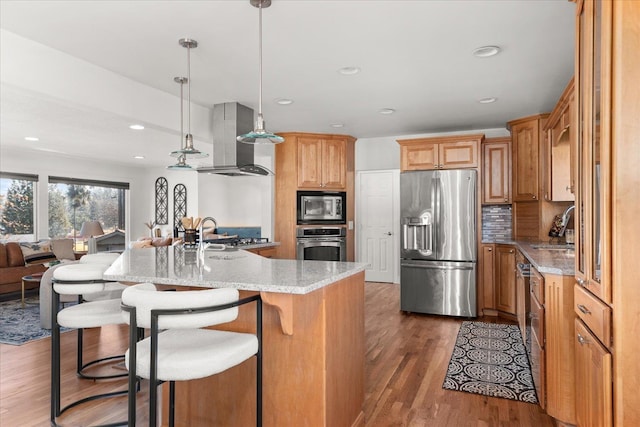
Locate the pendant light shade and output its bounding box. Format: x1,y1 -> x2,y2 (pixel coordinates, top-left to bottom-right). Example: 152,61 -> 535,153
167,154 -> 193,170
237,0 -> 284,144
170,38 -> 209,159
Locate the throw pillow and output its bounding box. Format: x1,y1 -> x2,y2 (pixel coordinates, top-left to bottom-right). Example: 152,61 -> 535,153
51,238 -> 75,260
19,240 -> 56,264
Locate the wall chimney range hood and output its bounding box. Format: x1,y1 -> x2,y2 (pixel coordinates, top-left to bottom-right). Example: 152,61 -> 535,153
197,102 -> 273,176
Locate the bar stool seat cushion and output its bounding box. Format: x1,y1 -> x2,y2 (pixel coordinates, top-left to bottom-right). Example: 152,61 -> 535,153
57,298 -> 124,328
79,252 -> 121,266
127,329 -> 258,381
83,282 -> 128,302
52,263 -> 108,295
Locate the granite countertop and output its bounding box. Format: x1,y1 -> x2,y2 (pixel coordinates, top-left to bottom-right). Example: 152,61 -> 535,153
238,242 -> 280,250
103,247 -> 367,295
482,239 -> 575,276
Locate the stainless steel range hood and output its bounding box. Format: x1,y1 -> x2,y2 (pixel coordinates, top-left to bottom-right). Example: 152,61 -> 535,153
197,102 -> 273,176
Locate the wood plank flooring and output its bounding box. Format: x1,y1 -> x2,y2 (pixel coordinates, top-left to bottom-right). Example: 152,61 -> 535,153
0,282 -> 554,426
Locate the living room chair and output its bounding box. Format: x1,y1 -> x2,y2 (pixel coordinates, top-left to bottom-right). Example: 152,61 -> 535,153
121,283 -> 262,427
50,262 -> 130,426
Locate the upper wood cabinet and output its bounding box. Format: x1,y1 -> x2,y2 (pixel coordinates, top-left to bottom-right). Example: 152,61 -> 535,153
482,137 -> 511,204
397,134 -> 483,172
297,137 -> 347,189
543,78 -> 575,202
507,114 -> 549,202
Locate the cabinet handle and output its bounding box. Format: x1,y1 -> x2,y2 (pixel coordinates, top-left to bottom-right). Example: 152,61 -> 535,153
577,304 -> 591,315
509,249 -> 514,253
488,248 -> 492,252
566,186 -> 571,191
577,334 -> 589,345
576,278 -> 587,287
532,195 -> 537,199
504,198 -> 508,202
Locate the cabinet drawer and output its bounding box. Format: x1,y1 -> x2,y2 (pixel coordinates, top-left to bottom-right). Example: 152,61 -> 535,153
574,284 -> 612,347
530,289 -> 545,347
530,267 -> 544,305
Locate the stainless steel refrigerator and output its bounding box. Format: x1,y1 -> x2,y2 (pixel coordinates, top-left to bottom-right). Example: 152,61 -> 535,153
400,169 -> 477,317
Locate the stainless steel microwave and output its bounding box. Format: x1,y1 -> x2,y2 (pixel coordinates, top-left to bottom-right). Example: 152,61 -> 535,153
297,191 -> 346,224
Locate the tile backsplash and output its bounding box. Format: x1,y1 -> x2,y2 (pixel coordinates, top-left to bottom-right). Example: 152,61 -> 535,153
482,205 -> 512,241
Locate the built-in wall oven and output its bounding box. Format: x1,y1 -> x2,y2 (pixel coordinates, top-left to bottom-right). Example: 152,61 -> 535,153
297,191 -> 346,225
296,227 -> 347,262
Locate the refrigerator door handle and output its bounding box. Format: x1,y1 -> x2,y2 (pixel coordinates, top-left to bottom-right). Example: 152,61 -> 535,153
401,262 -> 474,270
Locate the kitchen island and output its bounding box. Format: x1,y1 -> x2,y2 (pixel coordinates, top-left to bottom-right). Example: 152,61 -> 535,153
104,247 -> 367,427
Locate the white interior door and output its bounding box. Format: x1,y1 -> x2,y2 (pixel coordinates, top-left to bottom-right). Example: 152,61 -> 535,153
357,170 -> 398,283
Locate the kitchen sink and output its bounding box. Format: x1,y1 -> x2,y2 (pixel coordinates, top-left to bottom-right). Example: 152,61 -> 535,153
530,243 -> 575,250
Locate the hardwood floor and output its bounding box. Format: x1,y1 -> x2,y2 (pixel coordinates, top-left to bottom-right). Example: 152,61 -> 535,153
0,282 -> 554,426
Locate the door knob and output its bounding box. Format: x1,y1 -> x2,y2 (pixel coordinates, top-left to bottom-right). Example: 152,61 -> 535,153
386,232 -> 392,236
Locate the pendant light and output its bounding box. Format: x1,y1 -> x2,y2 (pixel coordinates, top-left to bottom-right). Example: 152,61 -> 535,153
237,0 -> 284,144
170,38 -> 209,158
168,77 -> 194,170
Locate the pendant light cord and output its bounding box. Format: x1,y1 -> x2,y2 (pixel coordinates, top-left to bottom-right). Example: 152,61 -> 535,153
187,45 -> 192,135
258,3 -> 263,117
180,80 -> 184,149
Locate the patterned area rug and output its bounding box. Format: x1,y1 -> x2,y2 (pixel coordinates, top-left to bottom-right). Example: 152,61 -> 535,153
442,321 -> 538,404
0,296 -> 67,345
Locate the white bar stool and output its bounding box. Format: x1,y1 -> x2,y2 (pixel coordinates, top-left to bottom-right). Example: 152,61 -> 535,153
51,262 -> 129,427
121,283 -> 262,427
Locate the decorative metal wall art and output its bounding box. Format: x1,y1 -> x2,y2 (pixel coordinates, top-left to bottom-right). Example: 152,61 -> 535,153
155,177 -> 169,225
173,184 -> 187,232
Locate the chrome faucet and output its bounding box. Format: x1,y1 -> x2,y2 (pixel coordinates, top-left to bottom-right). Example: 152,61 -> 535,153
198,217 -> 218,253
560,205 -> 575,236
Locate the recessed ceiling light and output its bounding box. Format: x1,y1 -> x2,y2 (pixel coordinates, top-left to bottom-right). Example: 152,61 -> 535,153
24,136 -> 39,141
275,98 -> 294,105
330,123 -> 344,128
338,66 -> 361,75
133,155 -> 145,159
478,97 -> 498,104
472,46 -> 501,58
129,124 -> 145,130
379,108 -> 395,115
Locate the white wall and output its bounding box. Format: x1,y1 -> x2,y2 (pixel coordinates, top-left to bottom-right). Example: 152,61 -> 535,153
0,147 -> 146,241
197,147 -> 275,239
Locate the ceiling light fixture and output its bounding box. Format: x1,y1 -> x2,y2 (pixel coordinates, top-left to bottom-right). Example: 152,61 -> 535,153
339,66 -> 361,75
275,98 -> 294,105
472,45 -> 501,58
168,76 -> 194,170
129,124 -> 145,130
478,97 -> 498,104
379,108 -> 396,115
133,155 -> 145,160
237,0 -> 284,144
170,38 -> 208,159
24,136 -> 40,141
330,123 -> 344,128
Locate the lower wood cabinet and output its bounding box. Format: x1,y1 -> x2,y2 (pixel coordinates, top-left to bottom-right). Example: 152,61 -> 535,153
480,244 -> 495,313
574,318 -> 613,427
246,247 -> 277,258
495,245 -> 516,315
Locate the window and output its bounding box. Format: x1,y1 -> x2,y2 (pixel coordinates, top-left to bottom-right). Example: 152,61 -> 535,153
0,172 -> 38,241
48,176 -> 128,250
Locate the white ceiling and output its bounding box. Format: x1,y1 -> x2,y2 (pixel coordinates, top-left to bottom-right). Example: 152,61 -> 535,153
0,0 -> 575,168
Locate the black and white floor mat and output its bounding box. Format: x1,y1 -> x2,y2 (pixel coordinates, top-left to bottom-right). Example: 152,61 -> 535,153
442,321 -> 538,404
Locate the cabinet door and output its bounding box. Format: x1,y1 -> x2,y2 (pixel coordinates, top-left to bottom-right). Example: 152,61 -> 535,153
400,143 -> 438,171
482,141 -> 511,204
516,262 -> 527,343
511,120 -> 540,201
530,325 -> 546,409
297,137 -> 324,188
574,319 -> 612,427
439,140 -> 478,169
495,245 -> 516,314
321,139 -> 346,189
481,245 -> 495,310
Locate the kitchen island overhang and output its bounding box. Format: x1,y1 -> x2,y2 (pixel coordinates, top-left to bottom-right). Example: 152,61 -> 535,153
103,247 -> 367,427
